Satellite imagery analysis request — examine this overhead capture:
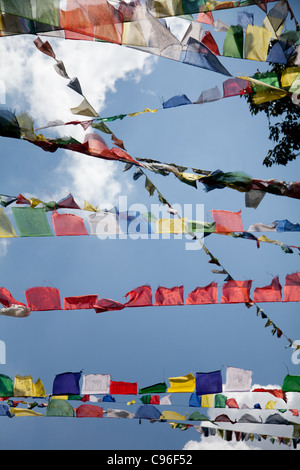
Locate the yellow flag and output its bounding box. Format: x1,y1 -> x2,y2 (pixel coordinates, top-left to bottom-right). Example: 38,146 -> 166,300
251,88 -> 287,105
0,208 -> 17,238
160,410 -> 187,421
128,108 -> 158,117
83,200 -> 99,212
265,400 -> 277,410
167,372 -> 195,393
262,16 -> 284,39
10,408 -> 44,417
281,67 -> 300,88
13,375 -> 47,397
244,25 -> 272,62
51,395 -> 69,400
201,394 -> 214,408
71,98 -> 99,118
156,218 -> 187,234
29,198 -> 43,208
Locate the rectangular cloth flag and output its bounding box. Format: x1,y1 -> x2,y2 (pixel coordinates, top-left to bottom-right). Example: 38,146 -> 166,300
12,207 -> 53,237
81,374 -> 111,395
282,375 -> 300,392
63,295 -> 99,310
223,367 -> 252,392
51,211 -> 89,236
223,25 -> 244,58
196,370 -> 222,396
25,286 -> 61,311
186,282 -> 218,305
220,280 -> 252,304
76,404 -> 103,418
13,375 -> 46,397
123,285 -> 153,307
110,381 -> 137,395
0,287 -> 25,308
139,382 -> 167,394
167,372 -> 195,393
283,273 -> 300,302
156,218 -> 186,233
52,372 -> 82,396
211,209 -> 244,233
183,38 -> 232,76
0,374 -> 14,397
253,276 -> 282,302
154,286 -> 184,306
244,25 -> 272,62
0,208 -> 17,238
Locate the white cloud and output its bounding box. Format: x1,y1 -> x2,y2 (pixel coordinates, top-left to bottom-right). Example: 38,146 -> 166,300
0,35 -> 155,205
183,436 -> 262,451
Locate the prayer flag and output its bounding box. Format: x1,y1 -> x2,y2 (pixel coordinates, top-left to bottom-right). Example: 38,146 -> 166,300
12,207 -> 53,237
223,78 -> 252,97
64,295 -> 99,310
139,382 -> 167,394
284,273 -> 300,302
253,276 -> 282,302
81,374 -> 111,395
46,399 -> 75,417
211,209 -> 244,233
196,371 -> 222,395
201,394 -> 215,408
154,286 -> 184,306
13,375 -> 46,397
282,375 -> 300,392
195,86 -> 222,104
224,367 -> 252,392
93,298 -> 125,313
0,287 -> 25,308
52,372 -> 82,396
160,410 -> 187,421
223,25 -> 243,58
167,372 -> 195,393
57,194 -> 81,210
201,31 -> 220,55
186,282 -> 218,305
156,218 -> 186,234
0,374 -> 14,397
220,280 -> 252,304
25,287 -> 61,311
134,405 -> 161,420
244,25 -> 272,62
76,404 -> 103,418
124,285 -> 153,308
51,211 -> 89,236
0,208 -> 17,238
110,381 -> 137,395
162,94 -> 192,109
183,38 -> 232,76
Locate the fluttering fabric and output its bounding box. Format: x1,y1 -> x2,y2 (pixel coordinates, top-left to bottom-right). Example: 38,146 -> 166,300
185,282 -> 218,305
211,210 -> 244,233
223,367 -> 252,392
154,286 -> 184,306
196,371 -> 222,396
123,285 -> 153,308
12,207 -> 53,237
283,273 -> 300,302
63,295 -> 99,310
13,376 -> 46,398
110,381 -> 138,395
220,280 -> 252,304
81,374 -> 111,395
52,372 -> 82,396
253,277 -> 282,303
25,287 -> 61,311
167,373 -> 195,393
51,210 -> 89,236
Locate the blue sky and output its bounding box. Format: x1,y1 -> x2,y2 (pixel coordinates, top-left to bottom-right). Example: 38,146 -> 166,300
0,1 -> 299,450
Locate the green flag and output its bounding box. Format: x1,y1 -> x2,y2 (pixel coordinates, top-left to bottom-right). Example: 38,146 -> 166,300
12,207 -> 53,237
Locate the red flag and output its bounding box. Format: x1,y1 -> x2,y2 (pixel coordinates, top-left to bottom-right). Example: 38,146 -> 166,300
93,298 -> 124,313
150,395 -> 160,405
211,210 -> 244,233
253,276 -> 282,302
51,211 -> 89,236
0,287 -> 26,307
124,285 -> 152,308
201,31 -> 220,55
252,388 -> 287,402
223,78 -> 252,97
76,404 -> 103,418
186,282 -> 218,305
284,272 -> 300,302
64,295 -> 98,310
196,11 -> 214,25
226,398 -> 239,408
25,287 -> 61,311
220,280 -> 252,304
154,286 -> 184,306
57,194 -> 81,210
110,381 -> 137,395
